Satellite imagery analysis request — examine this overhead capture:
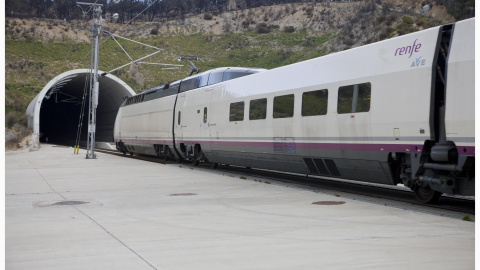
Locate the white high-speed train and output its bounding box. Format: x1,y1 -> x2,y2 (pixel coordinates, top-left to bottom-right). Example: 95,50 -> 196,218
114,18 -> 475,203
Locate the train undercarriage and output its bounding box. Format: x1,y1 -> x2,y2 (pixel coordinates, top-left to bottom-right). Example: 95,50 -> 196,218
397,140 -> 474,203
117,139 -> 474,204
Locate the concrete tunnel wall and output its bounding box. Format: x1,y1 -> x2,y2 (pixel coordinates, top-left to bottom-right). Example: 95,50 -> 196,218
26,69 -> 135,148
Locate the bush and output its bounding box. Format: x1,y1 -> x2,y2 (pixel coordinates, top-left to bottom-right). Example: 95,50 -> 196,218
376,16 -> 386,24
305,7 -> 314,17
415,17 -> 437,28
6,112 -> 17,128
379,28 -> 389,40
224,21 -> 232,33
6,111 -> 28,128
202,33 -> 213,42
284,26 -> 295,33
257,26 -> 269,34
5,123 -> 32,151
385,14 -> 396,26
204,13 -> 213,20
257,23 -> 270,34
150,28 -> 159,35
402,15 -> 414,25
343,37 -> 354,46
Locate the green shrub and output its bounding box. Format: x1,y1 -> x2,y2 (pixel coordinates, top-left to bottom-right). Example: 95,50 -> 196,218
402,15 -> 414,25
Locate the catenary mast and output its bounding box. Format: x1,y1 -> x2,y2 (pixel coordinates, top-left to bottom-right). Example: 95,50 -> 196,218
78,1 -> 103,159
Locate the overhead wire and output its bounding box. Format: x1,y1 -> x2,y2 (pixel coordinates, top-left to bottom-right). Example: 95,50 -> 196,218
78,0 -> 160,69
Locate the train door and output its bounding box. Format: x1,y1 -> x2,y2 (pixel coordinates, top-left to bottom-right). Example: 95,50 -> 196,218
174,87 -> 214,161
336,82 -> 373,153
173,91 -> 186,159
201,87 -> 215,154
205,84 -> 225,162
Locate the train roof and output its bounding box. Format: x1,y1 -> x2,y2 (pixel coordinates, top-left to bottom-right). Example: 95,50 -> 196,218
124,66 -> 267,107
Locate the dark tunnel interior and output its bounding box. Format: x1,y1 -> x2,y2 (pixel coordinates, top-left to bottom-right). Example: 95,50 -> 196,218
38,73 -> 132,146
40,96 -> 87,145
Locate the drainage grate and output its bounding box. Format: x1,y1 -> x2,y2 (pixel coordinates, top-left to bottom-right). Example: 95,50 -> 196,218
53,201 -> 89,206
312,201 -> 345,206
169,193 -> 197,196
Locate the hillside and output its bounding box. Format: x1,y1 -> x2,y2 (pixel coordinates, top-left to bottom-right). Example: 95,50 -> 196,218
4,0 -> 461,137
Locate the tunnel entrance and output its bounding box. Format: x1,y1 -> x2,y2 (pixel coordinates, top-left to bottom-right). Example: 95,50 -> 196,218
27,69 -> 135,148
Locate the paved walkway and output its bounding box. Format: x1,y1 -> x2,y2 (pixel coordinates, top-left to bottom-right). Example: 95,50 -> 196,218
5,145 -> 475,269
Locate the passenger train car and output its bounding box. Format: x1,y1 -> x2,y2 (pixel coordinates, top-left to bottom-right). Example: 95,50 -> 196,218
114,18 -> 475,203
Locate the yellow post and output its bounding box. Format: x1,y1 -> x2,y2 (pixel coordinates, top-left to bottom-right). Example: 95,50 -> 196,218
76,145 -> 80,155
74,145 -> 77,154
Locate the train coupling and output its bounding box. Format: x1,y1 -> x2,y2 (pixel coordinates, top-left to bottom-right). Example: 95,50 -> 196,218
417,175 -> 456,189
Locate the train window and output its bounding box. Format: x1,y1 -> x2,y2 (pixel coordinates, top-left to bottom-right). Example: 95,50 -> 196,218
273,94 -> 294,118
230,102 -> 244,121
169,81 -> 180,93
125,94 -> 146,106
337,83 -> 371,114
203,107 -> 208,123
178,111 -> 181,125
223,71 -> 249,81
208,70 -> 224,85
302,89 -> 328,116
143,87 -> 178,101
249,98 -> 267,120
180,76 -> 201,92
199,74 -> 210,88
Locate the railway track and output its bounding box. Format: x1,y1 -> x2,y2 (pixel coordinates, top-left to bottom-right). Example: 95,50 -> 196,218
217,165 -> 475,217
94,147 -> 475,219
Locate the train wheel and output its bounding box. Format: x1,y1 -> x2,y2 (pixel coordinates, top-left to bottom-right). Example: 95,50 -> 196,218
414,186 -> 442,204
210,162 -> 218,169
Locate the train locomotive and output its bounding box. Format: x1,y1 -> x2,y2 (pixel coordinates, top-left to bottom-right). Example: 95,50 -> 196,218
114,18 -> 475,203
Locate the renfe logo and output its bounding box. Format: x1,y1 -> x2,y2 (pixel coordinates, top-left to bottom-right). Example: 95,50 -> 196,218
395,39 -> 421,58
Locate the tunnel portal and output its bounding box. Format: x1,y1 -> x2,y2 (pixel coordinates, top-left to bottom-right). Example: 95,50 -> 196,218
27,69 -> 135,148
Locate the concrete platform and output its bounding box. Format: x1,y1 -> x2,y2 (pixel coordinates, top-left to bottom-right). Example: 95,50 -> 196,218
6,145 -> 475,270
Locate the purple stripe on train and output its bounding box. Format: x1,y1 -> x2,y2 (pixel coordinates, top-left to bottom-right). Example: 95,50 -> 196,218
116,138 -> 475,156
